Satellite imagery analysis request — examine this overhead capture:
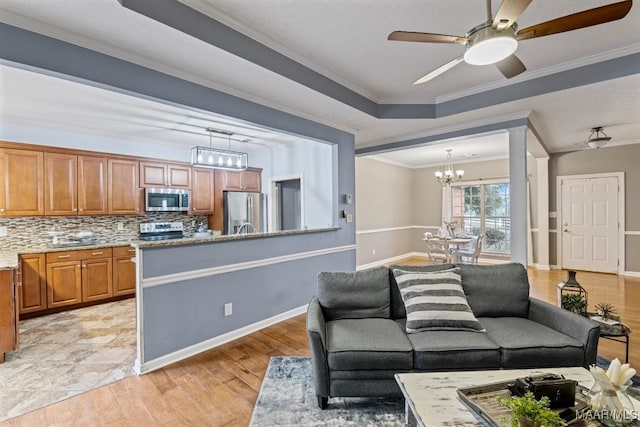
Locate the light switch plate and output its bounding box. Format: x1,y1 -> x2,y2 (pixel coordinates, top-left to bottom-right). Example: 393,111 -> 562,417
346,214 -> 353,223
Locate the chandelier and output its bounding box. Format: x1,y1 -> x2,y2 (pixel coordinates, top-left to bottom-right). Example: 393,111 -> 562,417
434,149 -> 464,185
190,128 -> 248,170
587,126 -> 612,149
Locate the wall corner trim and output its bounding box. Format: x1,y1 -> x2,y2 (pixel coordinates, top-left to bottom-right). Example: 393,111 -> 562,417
135,304 -> 308,375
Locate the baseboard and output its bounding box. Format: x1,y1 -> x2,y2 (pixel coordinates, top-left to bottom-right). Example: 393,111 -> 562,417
356,253 -> 423,270
135,304 -> 308,375
623,271 -> 640,278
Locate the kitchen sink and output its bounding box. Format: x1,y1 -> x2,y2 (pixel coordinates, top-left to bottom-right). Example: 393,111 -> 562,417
51,239 -> 107,248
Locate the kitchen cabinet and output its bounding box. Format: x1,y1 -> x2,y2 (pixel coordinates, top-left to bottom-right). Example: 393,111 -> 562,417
44,152 -> 77,215
78,155 -> 108,215
191,167 -> 215,214
108,159 -> 140,214
0,148 -> 44,216
18,254 -> 47,314
113,246 -> 136,296
140,161 -> 191,188
222,169 -> 261,192
0,269 -> 18,363
46,248 -> 113,308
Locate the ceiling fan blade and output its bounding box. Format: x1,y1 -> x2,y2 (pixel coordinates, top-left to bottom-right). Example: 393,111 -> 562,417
413,57 -> 464,85
495,54 -> 526,78
492,0 -> 533,31
517,0 -> 632,41
388,31 -> 468,45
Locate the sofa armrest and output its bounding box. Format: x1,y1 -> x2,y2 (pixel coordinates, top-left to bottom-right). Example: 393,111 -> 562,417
307,296 -> 329,397
528,298 -> 600,367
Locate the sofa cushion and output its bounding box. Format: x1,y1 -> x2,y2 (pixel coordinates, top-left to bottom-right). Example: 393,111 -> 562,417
388,263 -> 456,319
318,266 -> 390,320
458,263 -> 530,318
392,268 -> 485,333
326,318 -> 413,370
396,319 -> 501,370
480,317 -> 585,368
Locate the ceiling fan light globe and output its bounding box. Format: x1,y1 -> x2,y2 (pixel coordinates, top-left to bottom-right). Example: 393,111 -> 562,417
464,36 -> 517,65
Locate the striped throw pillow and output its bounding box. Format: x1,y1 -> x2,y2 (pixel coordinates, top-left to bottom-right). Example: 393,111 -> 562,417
392,267 -> 485,333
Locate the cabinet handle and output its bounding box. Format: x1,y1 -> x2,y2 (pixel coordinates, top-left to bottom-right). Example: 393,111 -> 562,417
0,208 -> 4,212
82,264 -> 86,268
79,208 -> 83,212
92,252 -> 103,255
58,255 -> 70,259
77,264 -> 81,268
73,208 -> 77,212
128,249 -> 135,253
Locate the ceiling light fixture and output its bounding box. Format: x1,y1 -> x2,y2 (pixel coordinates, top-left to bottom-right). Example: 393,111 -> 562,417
463,24 -> 518,66
435,149 -> 464,185
191,128 -> 248,170
587,126 -> 612,149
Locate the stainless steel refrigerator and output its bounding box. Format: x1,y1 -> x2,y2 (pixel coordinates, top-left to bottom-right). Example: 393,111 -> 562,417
223,191 -> 267,235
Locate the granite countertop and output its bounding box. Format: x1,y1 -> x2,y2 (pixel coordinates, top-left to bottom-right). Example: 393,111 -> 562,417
134,227 -> 341,249
0,227 -> 341,267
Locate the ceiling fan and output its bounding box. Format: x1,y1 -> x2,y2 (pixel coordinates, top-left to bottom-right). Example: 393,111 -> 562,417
388,0 -> 632,85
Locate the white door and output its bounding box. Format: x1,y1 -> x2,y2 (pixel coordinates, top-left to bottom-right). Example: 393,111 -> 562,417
561,177 -> 618,273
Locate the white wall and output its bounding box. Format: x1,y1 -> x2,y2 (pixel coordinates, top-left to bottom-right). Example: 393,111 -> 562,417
251,140 -> 334,230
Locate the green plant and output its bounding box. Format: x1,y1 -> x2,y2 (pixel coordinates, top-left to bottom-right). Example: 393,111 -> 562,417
561,294 -> 587,315
497,392 -> 565,427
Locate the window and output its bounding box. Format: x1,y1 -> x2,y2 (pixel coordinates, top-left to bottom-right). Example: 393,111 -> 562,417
451,182 -> 510,254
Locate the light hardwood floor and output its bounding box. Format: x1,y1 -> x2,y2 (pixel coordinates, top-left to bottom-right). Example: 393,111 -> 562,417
3,259 -> 638,426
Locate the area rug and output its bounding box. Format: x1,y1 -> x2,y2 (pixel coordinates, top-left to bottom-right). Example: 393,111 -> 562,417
250,357 -> 640,427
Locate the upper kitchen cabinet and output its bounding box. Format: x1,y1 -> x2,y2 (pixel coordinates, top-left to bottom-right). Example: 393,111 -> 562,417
44,152 -> 77,215
77,155 -> 108,215
45,153 -> 108,216
108,159 -> 140,214
222,168 -> 261,192
0,148 -> 44,216
140,161 -> 191,188
191,167 -> 215,214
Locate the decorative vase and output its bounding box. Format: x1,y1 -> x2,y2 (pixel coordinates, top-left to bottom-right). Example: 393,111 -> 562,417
589,377 -> 636,426
518,416 -> 535,427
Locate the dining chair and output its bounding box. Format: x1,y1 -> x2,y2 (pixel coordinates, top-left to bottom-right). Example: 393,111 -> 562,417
425,239 -> 449,264
453,235 -> 483,264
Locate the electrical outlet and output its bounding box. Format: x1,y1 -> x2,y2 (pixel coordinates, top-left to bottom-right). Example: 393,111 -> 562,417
372,249 -> 376,255
224,303 -> 233,317
0,226 -> 7,237
116,222 -> 124,231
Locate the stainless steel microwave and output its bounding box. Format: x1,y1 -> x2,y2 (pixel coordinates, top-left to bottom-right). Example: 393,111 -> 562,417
145,188 -> 190,212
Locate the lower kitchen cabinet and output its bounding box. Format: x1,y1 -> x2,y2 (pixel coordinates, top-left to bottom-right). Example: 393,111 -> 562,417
113,246 -> 136,296
0,269 -> 18,363
46,260 -> 82,308
82,257 -> 113,302
18,253 -> 47,314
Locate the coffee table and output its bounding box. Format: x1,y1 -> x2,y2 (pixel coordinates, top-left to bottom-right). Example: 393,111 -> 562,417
395,367 -> 600,427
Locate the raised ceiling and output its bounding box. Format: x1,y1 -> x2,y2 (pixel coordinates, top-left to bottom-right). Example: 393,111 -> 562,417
0,0 -> 638,157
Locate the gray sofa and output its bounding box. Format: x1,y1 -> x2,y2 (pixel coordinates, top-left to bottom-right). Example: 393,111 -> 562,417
306,263 -> 600,409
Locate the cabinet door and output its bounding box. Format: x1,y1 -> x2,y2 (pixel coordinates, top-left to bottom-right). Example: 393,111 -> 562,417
44,153 -> 78,216
242,170 -> 261,192
222,170 -> 242,190
82,258 -> 113,302
47,261 -> 82,308
108,159 -> 140,214
191,168 -> 214,213
168,164 -> 191,188
0,148 -> 44,216
18,254 -> 47,314
0,270 -> 17,363
78,155 -> 108,215
113,248 -> 136,296
139,162 -> 166,187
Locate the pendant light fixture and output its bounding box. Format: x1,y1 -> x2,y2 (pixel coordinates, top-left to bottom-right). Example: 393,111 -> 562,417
191,128 -> 248,170
587,126 -> 612,149
434,149 -> 464,185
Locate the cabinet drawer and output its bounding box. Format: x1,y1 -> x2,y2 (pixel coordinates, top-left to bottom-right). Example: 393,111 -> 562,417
46,248 -> 113,263
113,246 -> 136,257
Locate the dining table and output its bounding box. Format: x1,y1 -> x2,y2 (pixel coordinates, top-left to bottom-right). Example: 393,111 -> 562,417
422,236 -> 473,263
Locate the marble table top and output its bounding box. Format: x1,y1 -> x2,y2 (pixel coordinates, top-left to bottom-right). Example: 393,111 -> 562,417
395,367 -> 598,427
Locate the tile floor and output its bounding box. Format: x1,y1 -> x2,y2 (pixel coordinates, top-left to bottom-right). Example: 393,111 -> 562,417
0,298 -> 136,422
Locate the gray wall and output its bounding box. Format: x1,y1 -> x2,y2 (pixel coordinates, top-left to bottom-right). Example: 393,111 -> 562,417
549,144 -> 640,271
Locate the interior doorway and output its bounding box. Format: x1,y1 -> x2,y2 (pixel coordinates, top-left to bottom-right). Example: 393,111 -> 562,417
270,175 -> 304,232
557,173 -> 624,274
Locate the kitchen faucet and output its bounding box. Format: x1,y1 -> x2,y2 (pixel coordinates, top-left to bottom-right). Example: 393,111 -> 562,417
236,222 -> 255,234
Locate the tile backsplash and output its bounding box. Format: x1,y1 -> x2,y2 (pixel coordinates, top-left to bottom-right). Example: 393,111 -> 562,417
0,213 -> 209,251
